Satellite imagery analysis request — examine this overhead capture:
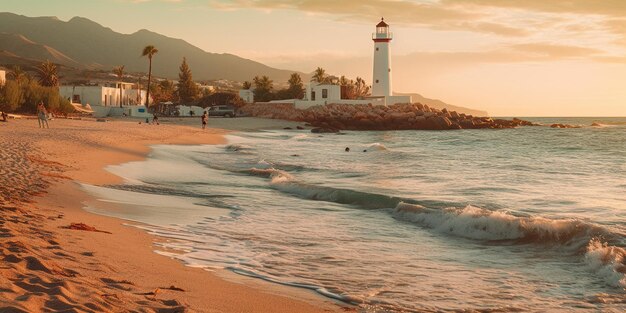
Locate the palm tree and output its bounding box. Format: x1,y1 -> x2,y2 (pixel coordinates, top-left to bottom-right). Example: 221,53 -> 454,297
36,60 -> 59,87
113,65 -> 125,107
311,67 -> 327,84
141,45 -> 159,107
242,81 -> 252,90
339,75 -> 350,86
8,65 -> 25,83
354,77 -> 370,98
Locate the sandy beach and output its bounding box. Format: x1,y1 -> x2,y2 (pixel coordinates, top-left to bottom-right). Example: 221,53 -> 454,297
0,117 -> 341,312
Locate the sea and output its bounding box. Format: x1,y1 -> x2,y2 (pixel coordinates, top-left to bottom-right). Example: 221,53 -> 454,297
82,117 -> 625,312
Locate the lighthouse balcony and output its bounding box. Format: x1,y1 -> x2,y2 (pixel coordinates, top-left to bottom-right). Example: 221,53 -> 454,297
372,32 -> 393,40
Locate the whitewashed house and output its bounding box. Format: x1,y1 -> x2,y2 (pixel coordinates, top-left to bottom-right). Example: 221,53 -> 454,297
59,82 -> 149,117
239,89 -> 254,104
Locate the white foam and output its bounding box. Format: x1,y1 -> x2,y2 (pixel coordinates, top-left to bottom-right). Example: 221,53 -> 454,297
393,202 -> 605,243
366,143 -> 388,151
585,239 -> 626,288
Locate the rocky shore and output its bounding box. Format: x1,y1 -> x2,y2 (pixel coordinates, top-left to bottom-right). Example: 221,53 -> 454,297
241,103 -> 537,131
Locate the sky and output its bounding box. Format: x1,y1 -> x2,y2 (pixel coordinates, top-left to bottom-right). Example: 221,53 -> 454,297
2,0 -> 626,116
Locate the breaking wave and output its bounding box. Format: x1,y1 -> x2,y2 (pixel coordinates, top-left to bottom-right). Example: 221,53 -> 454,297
366,143 -> 388,151
391,203 -> 620,246
246,165 -> 626,289
585,239 -> 626,288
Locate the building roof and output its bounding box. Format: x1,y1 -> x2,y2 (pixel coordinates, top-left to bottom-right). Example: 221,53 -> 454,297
376,18 -> 388,27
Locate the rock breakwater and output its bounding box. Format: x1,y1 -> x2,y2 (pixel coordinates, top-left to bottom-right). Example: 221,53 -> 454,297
241,102 -> 537,131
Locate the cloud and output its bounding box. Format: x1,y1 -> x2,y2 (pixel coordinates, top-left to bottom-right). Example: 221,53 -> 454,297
207,0 -> 535,37
212,0 -> 476,24
442,0 -> 626,17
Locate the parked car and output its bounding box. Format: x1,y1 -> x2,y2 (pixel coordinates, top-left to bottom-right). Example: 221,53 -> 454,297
208,105 -> 236,118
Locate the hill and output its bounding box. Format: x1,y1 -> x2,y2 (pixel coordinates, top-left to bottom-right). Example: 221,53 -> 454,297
394,92 -> 488,116
0,13 -> 299,82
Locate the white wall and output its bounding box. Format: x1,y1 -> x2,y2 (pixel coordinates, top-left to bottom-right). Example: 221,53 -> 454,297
0,70 -> 5,85
239,89 -> 254,103
372,40 -> 392,97
176,105 -> 205,116
59,85 -> 147,108
307,84 -> 341,101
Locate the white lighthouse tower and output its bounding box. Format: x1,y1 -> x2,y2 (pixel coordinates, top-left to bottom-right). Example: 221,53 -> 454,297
372,18 -> 393,97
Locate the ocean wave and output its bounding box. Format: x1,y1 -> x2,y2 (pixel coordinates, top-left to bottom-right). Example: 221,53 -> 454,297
252,167 -> 404,209
246,165 -> 626,289
392,202 -> 619,245
585,239 -> 626,288
290,134 -> 309,140
392,202 -> 626,289
366,143 -> 388,151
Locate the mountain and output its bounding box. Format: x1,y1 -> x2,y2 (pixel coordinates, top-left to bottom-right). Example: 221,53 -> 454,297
0,32 -> 81,68
394,92 -> 488,116
0,13 -> 299,82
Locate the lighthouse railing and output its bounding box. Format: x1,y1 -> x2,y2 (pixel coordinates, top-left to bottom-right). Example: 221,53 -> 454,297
372,32 -> 393,40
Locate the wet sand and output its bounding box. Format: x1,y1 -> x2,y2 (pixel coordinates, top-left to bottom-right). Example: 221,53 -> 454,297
0,118 -> 341,312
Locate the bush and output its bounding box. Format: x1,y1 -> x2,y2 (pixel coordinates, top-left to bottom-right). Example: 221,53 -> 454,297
0,79 -> 74,114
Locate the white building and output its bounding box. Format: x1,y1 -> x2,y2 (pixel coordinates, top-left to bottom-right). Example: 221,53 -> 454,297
239,89 -> 254,104
268,83 -> 385,109
175,105 -> 206,117
59,82 -> 149,118
0,69 -> 5,85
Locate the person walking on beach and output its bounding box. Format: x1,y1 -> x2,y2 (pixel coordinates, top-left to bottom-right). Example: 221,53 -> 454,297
37,102 -> 49,128
201,111 -> 208,129
152,114 -> 159,125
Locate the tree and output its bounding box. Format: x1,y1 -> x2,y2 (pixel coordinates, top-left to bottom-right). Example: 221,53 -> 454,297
0,80 -> 22,112
252,75 -> 274,102
288,73 -> 304,94
0,79 -> 73,114
354,77 -> 371,98
112,65 -> 125,107
151,80 -> 176,110
36,60 -> 59,87
8,65 -> 26,84
198,92 -> 244,108
311,67 -> 327,84
176,57 -> 199,103
141,45 -> 158,107
277,72 -> 305,99
242,81 -> 252,90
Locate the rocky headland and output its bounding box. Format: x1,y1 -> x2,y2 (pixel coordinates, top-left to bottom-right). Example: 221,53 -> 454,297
241,103 -> 538,132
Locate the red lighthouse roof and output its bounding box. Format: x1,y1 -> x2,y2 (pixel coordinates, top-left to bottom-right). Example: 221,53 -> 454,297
376,18 -> 388,27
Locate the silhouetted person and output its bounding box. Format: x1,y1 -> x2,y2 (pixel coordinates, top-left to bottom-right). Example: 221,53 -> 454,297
37,102 -> 49,128
201,112 -> 208,129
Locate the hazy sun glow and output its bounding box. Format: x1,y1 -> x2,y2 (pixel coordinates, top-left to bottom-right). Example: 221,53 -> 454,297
2,0 -> 625,116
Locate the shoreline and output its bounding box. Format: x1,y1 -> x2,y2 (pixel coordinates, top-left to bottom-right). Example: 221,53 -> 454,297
0,118 -> 342,312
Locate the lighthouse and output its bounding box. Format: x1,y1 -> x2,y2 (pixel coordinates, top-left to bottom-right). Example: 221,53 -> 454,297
372,18 -> 393,97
